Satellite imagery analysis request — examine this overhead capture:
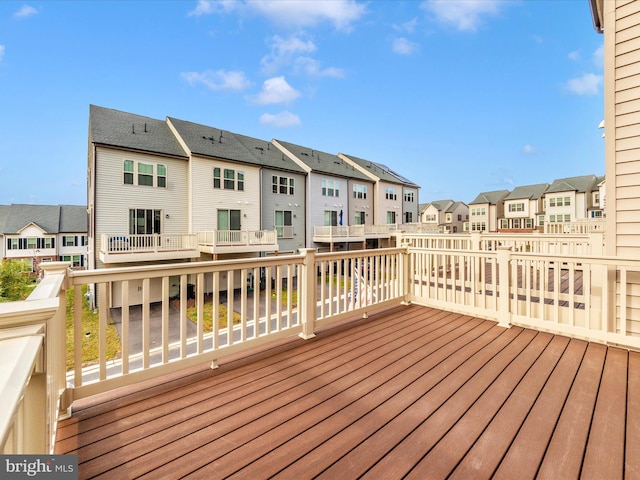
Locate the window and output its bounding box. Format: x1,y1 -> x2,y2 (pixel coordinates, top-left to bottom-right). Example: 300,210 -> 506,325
238,171 -> 244,191
550,215 -> 556,222
549,198 -> 555,207
224,169 -> 235,189
565,214 -> 571,222
354,211 -> 365,225
538,215 -> 545,226
138,163 -> 153,186
124,160 -> 134,184
471,222 -> 486,231
564,196 -> 570,206
27,238 -> 37,249
213,168 -> 221,189
385,187 -> 397,201
405,212 -> 413,223
508,203 -> 524,212
458,214 -> 462,221
525,218 -> 533,228
513,218 -> 521,229
61,255 -> 82,268
592,210 -> 603,218
322,179 -> 340,197
129,209 -> 161,235
425,214 -> 436,222
124,160 -> 165,187
404,192 -> 415,202
595,193 -> 600,205
275,210 -> 293,238
353,184 -> 367,199
324,210 -> 338,226
157,164 -> 166,188
272,175 -> 295,195
387,211 -> 396,224
500,219 -> 508,229
63,236 -> 76,247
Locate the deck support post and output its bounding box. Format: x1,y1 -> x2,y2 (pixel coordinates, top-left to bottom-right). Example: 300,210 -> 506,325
299,248 -> 317,340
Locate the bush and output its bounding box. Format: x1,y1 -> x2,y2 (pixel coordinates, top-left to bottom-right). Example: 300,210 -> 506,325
0,259 -> 35,302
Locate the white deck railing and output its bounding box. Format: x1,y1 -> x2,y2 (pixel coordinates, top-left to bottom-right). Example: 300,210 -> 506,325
101,233 -> 198,254
197,230 -> 278,247
4,232 -> 640,455
313,225 -> 391,240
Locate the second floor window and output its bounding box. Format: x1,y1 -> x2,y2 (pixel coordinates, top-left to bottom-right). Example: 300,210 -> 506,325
353,184 -> 367,199
123,160 -> 166,188
273,176 -> 295,195
404,192 -> 415,202
508,203 -> 524,212
385,187 -> 397,201
214,168 -> 244,191
322,179 -> 340,197
425,214 -> 436,222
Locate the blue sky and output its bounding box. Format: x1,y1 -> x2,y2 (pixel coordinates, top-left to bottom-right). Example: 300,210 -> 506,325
0,0 -> 604,206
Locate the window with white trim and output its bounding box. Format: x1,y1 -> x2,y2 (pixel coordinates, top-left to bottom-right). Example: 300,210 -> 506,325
353,184 -> 367,199
272,175 -> 295,195
385,187 -> 397,201
123,160 -> 166,187
322,179 -> 340,197
274,210 -> 293,238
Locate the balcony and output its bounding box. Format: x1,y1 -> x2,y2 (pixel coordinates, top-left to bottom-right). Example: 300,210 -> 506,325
197,229 -> 278,255
99,233 -> 200,264
2,234 -> 640,477
313,224 -> 391,243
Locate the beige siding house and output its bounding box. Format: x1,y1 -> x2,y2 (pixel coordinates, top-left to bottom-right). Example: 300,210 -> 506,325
500,183 -> 548,232
592,0 -> 640,257
468,190 -> 510,233
542,175 -> 599,225
420,200 -> 468,233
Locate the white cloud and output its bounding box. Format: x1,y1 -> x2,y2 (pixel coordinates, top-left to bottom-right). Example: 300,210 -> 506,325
593,45 -> 604,69
393,17 -> 419,34
259,111 -> 301,127
187,0 -> 236,17
0,45 -> 5,62
568,50 -> 581,62
192,0 -> 366,31
393,37 -> 419,56
14,5 -> 38,18
522,144 -> 536,154
422,0 -> 504,32
252,76 -> 301,105
181,70 -> 253,91
294,57 -> 344,77
261,35 -> 317,73
566,73 -> 603,95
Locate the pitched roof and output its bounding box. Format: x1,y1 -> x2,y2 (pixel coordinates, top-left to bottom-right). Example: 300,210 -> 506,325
59,205 -> 87,232
426,200 -> 454,212
445,201 -> 467,213
232,133 -> 306,173
275,140 -> 372,181
89,105 -> 188,159
0,204 -> 87,234
339,153 -> 419,187
505,183 -> 549,201
469,190 -> 510,205
546,175 -> 598,194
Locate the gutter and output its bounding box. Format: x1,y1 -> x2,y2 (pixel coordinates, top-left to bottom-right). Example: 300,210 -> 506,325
589,0 -> 604,34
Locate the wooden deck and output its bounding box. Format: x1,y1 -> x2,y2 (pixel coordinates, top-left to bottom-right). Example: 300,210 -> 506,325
55,304 -> 640,479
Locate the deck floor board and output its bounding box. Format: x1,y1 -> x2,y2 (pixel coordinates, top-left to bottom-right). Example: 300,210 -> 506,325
54,304 -> 639,480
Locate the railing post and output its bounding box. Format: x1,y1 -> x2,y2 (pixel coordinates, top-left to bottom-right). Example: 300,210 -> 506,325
37,261 -> 72,449
470,232 -> 481,251
496,246 -> 511,328
299,248 -> 317,339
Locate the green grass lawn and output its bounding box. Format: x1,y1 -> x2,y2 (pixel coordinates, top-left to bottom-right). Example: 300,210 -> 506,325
65,285 -> 120,371
186,301 -> 242,331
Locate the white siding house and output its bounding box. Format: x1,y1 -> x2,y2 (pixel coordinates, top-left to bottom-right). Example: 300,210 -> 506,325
468,190 -> 510,233
542,175 -> 599,225
500,183 -> 548,232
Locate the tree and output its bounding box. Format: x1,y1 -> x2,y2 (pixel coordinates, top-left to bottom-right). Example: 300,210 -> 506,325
0,259 -> 35,302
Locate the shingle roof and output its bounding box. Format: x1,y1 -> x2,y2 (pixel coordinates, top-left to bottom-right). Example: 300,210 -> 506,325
274,140 -> 372,181
445,201 -> 466,213
0,204 -> 87,234
90,105 -> 188,158
59,205 -> 87,232
232,133 -> 306,173
505,183 -> 549,201
469,190 -> 510,205
427,199 -> 454,212
546,175 -> 598,194
339,153 -> 419,187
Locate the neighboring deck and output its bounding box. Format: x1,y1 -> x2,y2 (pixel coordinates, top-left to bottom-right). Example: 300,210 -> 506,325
55,304 -> 640,479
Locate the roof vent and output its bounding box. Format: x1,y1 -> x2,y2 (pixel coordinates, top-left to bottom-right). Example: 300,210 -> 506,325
132,124 -> 135,134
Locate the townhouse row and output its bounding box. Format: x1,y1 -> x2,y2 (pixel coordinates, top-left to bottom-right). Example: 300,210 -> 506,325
0,204 -> 88,273
419,174 -> 605,234
88,105 -> 420,270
